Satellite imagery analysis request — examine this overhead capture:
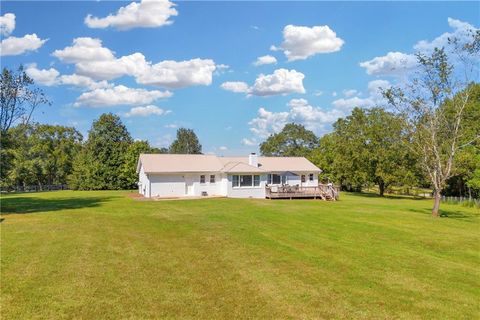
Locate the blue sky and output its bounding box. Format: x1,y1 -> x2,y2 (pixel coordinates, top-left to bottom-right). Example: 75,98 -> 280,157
1,1 -> 478,155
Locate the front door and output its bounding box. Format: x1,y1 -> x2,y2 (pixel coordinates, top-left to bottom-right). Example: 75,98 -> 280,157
185,176 -> 194,195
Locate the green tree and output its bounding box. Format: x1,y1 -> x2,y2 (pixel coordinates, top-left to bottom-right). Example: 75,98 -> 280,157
260,123 -> 319,158
69,113 -> 132,190
383,30 -> 479,216
6,124 -> 82,189
313,108 -> 416,196
120,140 -> 158,189
169,128 -> 202,154
1,66 -> 50,185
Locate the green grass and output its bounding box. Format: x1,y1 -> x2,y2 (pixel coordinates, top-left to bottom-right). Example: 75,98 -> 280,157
1,191 -> 479,319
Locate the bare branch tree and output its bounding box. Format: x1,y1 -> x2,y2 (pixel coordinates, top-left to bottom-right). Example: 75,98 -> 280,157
0,65 -> 50,135
383,30 -> 479,217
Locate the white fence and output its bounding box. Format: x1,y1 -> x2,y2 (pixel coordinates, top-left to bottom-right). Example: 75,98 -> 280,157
441,196 -> 480,208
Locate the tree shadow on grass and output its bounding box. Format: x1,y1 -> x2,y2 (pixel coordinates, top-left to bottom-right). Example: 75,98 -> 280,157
0,196 -> 112,215
409,208 -> 478,220
347,192 -> 426,201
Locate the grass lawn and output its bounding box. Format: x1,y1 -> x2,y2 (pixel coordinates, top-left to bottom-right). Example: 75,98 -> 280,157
1,191 -> 479,319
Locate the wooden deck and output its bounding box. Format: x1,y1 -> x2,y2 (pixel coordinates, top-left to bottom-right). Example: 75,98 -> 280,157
266,184 -> 339,200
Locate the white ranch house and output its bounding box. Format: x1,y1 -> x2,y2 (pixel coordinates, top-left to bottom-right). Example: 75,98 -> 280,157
137,153 -> 323,199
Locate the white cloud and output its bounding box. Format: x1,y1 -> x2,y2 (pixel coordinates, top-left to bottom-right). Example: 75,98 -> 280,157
248,108 -> 289,138
52,37 -> 115,63
332,91 -> 337,97
74,85 -> 172,107
85,0 -> 177,30
25,64 -> 111,90
342,89 -> 359,98
332,80 -> 390,110
135,58 -> 217,88
359,51 -> 418,76
221,69 -> 305,97
221,81 -> 249,93
25,64 -> 60,86
313,90 -> 323,96
360,18 -> 478,77
253,55 -> 277,66
59,74 -> 111,90
273,25 -> 344,61
248,98 -> 346,139
124,105 -> 169,117
414,17 -> 478,53
241,138 -> 258,146
52,37 -> 218,88
250,69 -> 305,96
164,123 -> 178,129
0,34 -> 47,56
0,13 -> 15,36
219,146 -> 228,151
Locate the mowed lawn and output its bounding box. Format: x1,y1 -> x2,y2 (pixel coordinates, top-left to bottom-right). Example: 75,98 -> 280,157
1,191 -> 479,319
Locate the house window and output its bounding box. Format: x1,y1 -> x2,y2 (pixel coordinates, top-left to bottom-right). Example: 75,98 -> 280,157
210,175 -> 215,183
232,175 -> 261,188
240,175 -> 252,187
309,174 -> 314,181
254,175 -> 260,186
232,175 -> 239,187
301,175 -> 306,183
200,175 -> 205,184
268,174 -> 286,185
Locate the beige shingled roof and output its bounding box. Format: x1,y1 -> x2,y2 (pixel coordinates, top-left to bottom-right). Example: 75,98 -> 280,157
138,154 -> 321,173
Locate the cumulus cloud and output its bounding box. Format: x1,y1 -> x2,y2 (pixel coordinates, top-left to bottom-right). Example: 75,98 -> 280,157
359,51 -> 417,76
124,105 -> 169,117
273,25 -> 344,61
25,64 -> 60,86
219,146 -> 228,151
25,64 -> 111,90
222,69 -> 305,97
1,33 -> 47,56
241,138 -> 258,146
360,18 -> 478,77
85,0 -> 177,30
220,81 -> 249,93
74,85 -> 172,107
52,37 -> 115,63
342,89 -> 359,98
332,80 -> 390,110
250,69 -> 305,96
414,17 -> 477,53
135,58 -> 217,88
253,55 -> 277,66
52,37 -> 218,88
248,99 -> 346,139
0,13 -> 15,36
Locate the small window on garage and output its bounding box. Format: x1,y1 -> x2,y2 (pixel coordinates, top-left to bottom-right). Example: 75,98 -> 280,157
200,175 -> 205,184
210,175 -> 215,183
309,174 -> 314,181
301,175 -> 306,183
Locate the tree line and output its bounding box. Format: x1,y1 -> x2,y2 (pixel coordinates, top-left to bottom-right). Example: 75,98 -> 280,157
1,29 -> 478,216
1,69 -> 202,191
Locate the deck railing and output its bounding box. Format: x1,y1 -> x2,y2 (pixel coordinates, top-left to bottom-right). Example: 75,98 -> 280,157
266,184 -> 339,200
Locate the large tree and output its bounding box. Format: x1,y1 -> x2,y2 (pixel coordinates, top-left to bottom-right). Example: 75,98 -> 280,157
260,123 -> 319,157
313,108 -> 416,195
69,113 -> 132,190
383,30 -> 479,216
169,128 -> 202,154
6,124 -> 82,189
